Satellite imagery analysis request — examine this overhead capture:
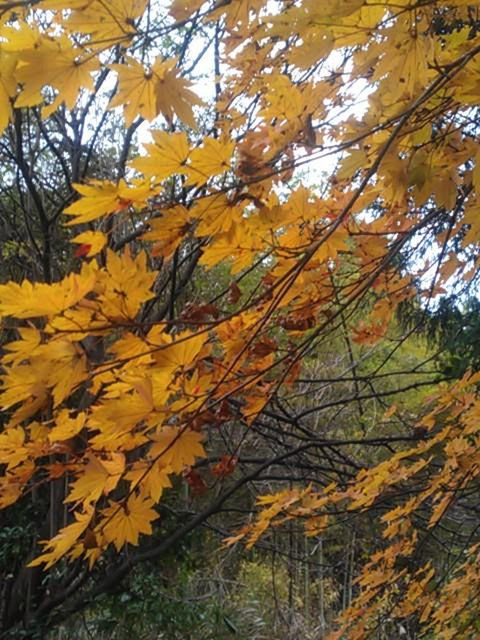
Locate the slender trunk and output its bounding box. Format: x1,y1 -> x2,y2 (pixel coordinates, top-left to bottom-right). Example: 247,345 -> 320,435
348,530 -> 356,608
304,536 -> 309,626
342,538 -> 349,611
288,518 -> 294,627
318,537 -> 326,639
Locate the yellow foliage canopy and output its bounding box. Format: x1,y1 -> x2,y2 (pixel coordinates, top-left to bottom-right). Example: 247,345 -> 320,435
2,0 -> 480,638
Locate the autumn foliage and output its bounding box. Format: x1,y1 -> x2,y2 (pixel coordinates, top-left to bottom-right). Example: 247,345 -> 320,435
1,0 -> 480,637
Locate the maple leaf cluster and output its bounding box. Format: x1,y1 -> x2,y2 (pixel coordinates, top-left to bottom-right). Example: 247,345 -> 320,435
1,0 -> 480,638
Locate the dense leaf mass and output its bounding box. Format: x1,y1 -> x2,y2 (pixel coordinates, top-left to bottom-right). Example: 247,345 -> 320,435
2,0 -> 480,638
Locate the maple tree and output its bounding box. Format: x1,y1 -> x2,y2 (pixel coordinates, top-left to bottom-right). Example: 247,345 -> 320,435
2,0 -> 480,637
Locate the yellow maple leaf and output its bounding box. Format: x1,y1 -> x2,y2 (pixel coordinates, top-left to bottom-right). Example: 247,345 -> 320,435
66,454 -> 124,506
223,524 -> 252,547
67,0 -> 147,43
0,266 -> 96,318
48,410 -> 86,443
110,56 -> 202,128
169,0 -> 204,20
314,226 -> 349,263
109,56 -> 159,126
2,328 -> 41,366
126,459 -> 172,502
141,206 -> 191,258
260,73 -> 309,124
154,58 -> 203,129
462,201 -> 480,247
149,426 -> 205,473
89,390 -> 153,439
287,29 -> 334,69
185,137 -> 235,185
170,371 -> 213,413
46,305 -> 102,341
131,130 -> 190,181
0,48 -> 17,134
28,506 -> 94,569
44,342 -> 88,406
0,363 -> 48,425
15,35 -> 99,117
199,220 -> 260,273
71,230 -> 107,257
108,331 -> 153,363
211,0 -> 263,31
64,179 -> 153,225
95,249 -> 156,320
191,193 -> 242,237
153,330 -> 207,373
65,181 -> 124,225
304,514 -> 329,537
100,494 -> 159,551
0,23 -> 42,53
242,383 -> 272,425
0,426 -> 28,470
0,472 -> 26,509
